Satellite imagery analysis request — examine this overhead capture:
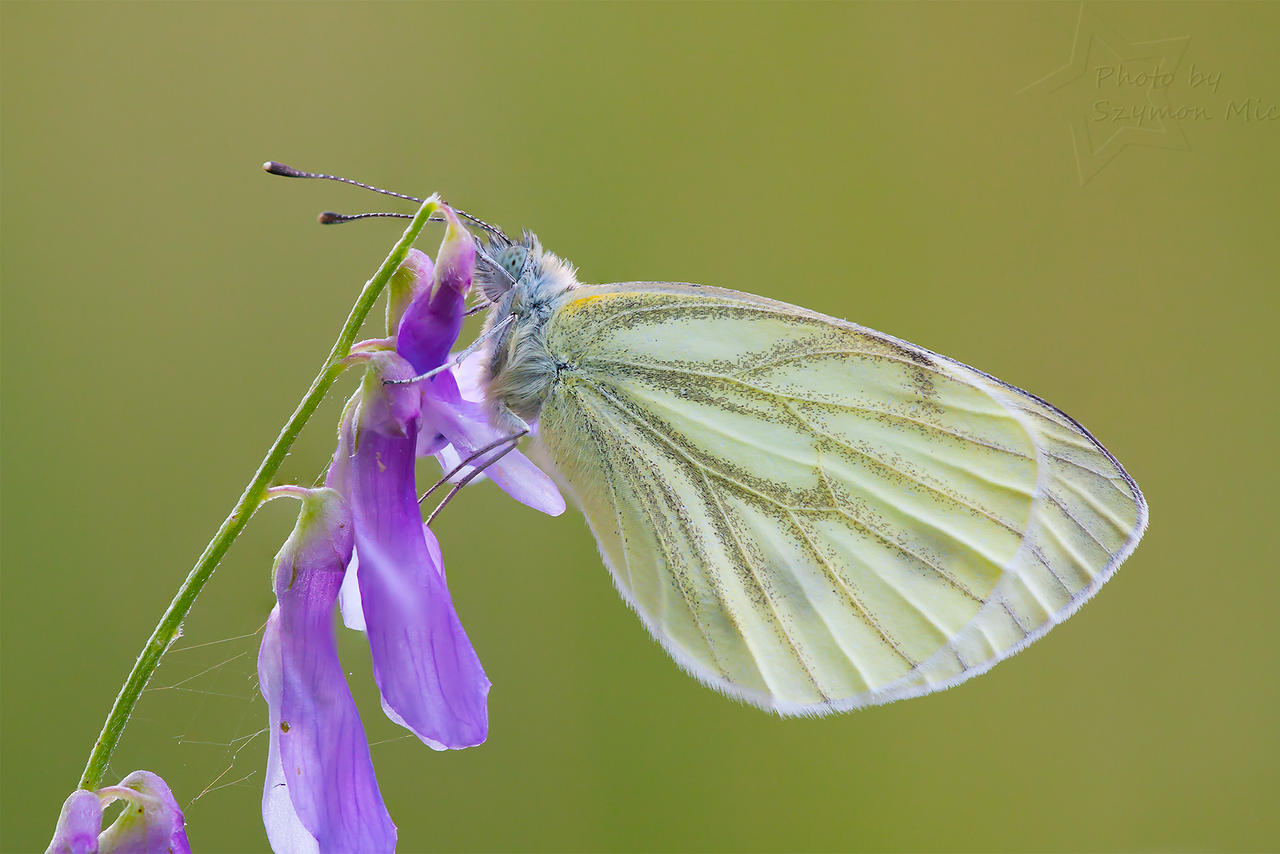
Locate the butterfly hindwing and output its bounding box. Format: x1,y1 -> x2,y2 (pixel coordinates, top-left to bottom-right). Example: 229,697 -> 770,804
533,284 -> 1146,714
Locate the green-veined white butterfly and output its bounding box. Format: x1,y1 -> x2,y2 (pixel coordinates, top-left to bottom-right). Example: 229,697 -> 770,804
268,159 -> 1148,716
470,233 -> 1147,716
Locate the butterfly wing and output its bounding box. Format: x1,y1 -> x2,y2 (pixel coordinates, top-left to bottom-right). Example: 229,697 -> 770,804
535,283 -> 1146,714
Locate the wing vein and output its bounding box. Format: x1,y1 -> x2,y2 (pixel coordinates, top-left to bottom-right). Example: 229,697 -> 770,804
785,402 -> 1025,537
1030,544 -> 1074,594
1044,490 -> 1111,554
1044,462 -> 1136,533
1043,449 -> 1130,484
1000,598 -> 1032,635
597,379 -> 1003,606
579,385 -> 757,684
731,348 -> 1003,417
786,510 -> 917,669
588,357 -> 1034,465
588,383 -> 791,510
698,470 -> 827,699
812,465 -> 986,603
1035,504 -> 1104,579
614,435 -> 733,679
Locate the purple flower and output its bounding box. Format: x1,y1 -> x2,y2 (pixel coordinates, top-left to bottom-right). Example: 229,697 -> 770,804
385,248 -> 433,337
328,349 -> 490,750
395,208 -> 565,517
329,208 -> 565,750
47,771 -> 190,854
253,209 -> 566,852
257,486 -> 395,854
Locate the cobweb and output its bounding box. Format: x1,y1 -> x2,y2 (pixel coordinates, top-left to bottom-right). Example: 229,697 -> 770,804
107,541 -> 419,847
149,626 -> 269,805
102,476 -> 423,842
108,557 -> 273,824
101,314 -> 495,841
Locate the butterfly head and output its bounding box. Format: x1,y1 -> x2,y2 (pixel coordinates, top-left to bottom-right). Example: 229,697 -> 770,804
475,230 -> 578,302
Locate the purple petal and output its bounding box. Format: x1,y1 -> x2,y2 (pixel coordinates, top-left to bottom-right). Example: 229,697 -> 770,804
260,619 -> 322,854
95,771 -> 189,854
395,207 -> 474,375
339,353 -> 490,750
337,549 -> 365,632
337,523 -> 444,633
420,388 -> 565,517
46,790 -> 102,854
385,249 -> 434,337
431,442 -> 472,483
324,394 -> 359,498
415,423 -> 450,458
422,521 -> 446,579
259,489 -> 395,854
386,206 -> 565,517
451,349 -> 489,403
329,398 -> 367,633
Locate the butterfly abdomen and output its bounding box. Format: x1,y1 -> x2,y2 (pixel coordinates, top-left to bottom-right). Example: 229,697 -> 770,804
487,318 -> 560,427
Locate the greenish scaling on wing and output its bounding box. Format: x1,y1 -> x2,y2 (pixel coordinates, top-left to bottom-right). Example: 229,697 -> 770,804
473,235 -> 1146,716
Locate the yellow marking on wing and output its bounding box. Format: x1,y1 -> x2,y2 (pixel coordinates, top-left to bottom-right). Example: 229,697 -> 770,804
561,291 -> 624,317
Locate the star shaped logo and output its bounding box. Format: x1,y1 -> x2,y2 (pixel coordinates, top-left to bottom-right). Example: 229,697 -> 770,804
1021,4 -> 1191,184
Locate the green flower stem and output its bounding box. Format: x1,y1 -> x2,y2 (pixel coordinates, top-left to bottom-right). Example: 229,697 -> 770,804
78,195 -> 442,791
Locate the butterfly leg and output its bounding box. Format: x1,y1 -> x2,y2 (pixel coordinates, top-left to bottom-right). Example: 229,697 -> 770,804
419,425 -> 531,505
421,419 -> 532,524
385,315 -> 516,386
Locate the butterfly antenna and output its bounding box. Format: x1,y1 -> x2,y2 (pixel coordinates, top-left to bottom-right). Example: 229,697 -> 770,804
453,210 -> 511,246
263,161 -> 424,202
319,211 -> 414,225
264,160 -> 512,243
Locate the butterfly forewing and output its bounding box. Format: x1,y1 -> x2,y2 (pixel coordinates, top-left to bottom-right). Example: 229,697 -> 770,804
535,284 -> 1146,714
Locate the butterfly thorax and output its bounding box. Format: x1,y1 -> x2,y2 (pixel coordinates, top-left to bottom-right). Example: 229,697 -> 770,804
476,234 -> 579,432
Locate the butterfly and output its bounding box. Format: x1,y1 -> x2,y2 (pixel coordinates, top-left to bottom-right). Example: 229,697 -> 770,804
265,163 -> 1148,716
468,232 -> 1147,716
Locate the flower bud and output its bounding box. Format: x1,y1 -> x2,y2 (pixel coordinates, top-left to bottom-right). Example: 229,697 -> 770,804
385,249 -> 434,337
396,206 -> 475,376
47,771 -> 190,854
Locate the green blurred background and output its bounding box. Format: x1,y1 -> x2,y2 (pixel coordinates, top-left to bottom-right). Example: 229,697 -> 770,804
3,2 -> 1277,852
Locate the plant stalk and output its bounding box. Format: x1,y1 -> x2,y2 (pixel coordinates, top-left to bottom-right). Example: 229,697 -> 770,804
78,196 -> 440,790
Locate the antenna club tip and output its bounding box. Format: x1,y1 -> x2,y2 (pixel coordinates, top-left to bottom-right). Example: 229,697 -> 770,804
263,161 -> 299,177
318,211 -> 342,224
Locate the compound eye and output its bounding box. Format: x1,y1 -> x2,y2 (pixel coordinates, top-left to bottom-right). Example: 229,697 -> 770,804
496,246 -> 527,279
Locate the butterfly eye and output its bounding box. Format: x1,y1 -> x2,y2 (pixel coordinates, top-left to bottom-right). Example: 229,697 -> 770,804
495,246 -> 527,279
